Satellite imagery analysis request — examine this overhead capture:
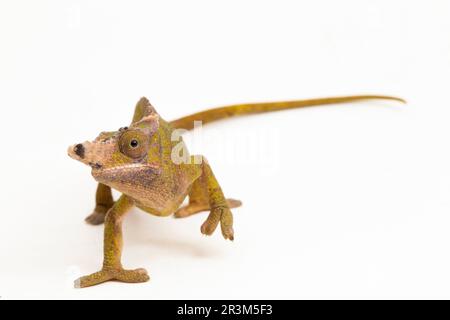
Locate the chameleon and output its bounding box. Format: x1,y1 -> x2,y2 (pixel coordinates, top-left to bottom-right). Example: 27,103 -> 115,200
68,95 -> 405,288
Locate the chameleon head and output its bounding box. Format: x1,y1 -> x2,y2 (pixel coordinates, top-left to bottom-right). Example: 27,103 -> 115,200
67,112 -> 160,185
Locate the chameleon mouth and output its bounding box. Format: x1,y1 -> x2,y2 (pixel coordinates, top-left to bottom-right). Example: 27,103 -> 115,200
88,162 -> 103,170
91,163 -> 161,178
93,163 -> 158,172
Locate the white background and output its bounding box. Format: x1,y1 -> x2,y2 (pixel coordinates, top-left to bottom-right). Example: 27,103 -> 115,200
1,0 -> 450,299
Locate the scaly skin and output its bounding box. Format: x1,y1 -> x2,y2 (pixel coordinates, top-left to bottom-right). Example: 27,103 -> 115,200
69,95 -> 404,287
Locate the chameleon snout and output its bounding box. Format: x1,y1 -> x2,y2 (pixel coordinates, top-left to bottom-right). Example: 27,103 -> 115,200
68,142 -> 103,169
68,143 -> 86,161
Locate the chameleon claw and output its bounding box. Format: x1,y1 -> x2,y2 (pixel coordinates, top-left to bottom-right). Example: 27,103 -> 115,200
114,268 -> 149,283
85,212 -> 106,225
74,268 -> 150,288
85,205 -> 111,225
220,209 -> 234,241
200,218 -> 219,235
74,270 -> 113,288
221,226 -> 234,241
200,206 -> 234,240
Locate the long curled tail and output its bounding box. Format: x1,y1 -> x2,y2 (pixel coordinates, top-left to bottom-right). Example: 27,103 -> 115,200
170,95 -> 405,130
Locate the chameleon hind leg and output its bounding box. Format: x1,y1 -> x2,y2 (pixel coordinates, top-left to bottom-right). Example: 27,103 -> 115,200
175,199 -> 241,218
85,183 -> 114,225
175,156 -> 239,240
75,195 -> 150,288
174,184 -> 241,218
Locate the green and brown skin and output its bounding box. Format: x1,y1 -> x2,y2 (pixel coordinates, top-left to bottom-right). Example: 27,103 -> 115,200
68,95 -> 405,288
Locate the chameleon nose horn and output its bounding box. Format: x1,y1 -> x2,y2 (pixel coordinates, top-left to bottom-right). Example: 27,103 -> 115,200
73,143 -> 85,159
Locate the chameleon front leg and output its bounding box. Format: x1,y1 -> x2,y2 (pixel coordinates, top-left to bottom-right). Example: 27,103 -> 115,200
75,195 -> 150,288
194,157 -> 235,240
175,155 -> 241,219
85,183 -> 114,225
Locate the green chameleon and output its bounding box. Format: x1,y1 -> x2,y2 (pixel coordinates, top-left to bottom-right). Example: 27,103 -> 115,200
68,95 -> 404,288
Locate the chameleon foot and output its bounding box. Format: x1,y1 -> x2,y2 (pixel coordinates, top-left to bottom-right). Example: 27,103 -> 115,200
85,204 -> 112,225
201,206 -> 234,241
74,267 -> 150,288
175,198 -> 241,218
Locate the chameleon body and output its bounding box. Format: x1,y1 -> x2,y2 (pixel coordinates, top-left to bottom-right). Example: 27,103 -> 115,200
68,95 -> 404,288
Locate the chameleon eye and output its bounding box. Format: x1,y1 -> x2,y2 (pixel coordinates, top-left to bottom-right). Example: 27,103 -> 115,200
130,139 -> 139,148
119,130 -> 149,159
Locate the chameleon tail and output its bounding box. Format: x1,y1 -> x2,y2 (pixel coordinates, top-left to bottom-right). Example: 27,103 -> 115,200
169,95 -> 405,130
